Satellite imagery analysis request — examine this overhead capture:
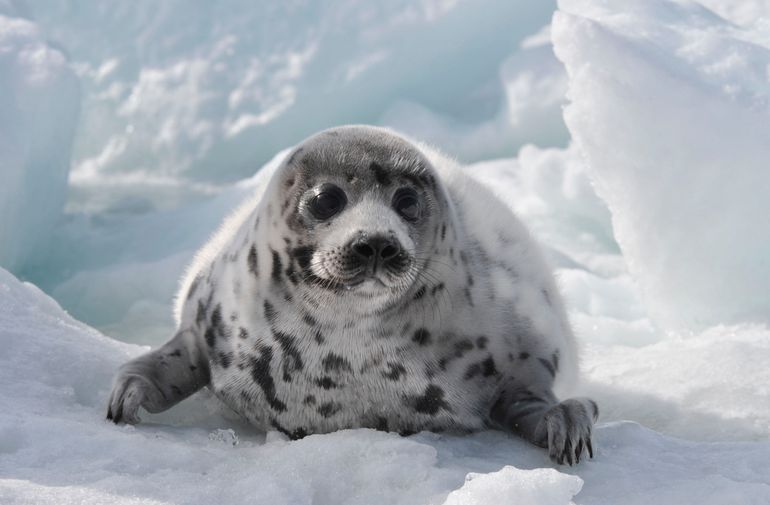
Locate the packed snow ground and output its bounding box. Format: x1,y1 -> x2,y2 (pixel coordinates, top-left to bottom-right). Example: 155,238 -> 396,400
2,254 -> 770,504
2,0 -> 770,503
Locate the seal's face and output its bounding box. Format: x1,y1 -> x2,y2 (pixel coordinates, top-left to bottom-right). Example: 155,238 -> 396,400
275,126 -> 446,312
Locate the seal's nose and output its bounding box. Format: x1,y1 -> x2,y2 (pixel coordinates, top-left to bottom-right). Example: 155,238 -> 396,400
351,235 -> 401,262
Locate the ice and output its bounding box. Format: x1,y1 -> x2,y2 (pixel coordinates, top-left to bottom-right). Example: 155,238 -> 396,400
0,13 -> 79,272
697,0 -> 770,26
16,0 -> 558,213
38,149 -> 289,345
552,0 -> 770,330
382,24 -> 570,161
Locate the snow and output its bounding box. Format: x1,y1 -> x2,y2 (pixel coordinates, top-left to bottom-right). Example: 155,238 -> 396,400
2,266 -> 770,504
2,0 -> 770,503
552,0 -> 770,331
442,467 -> 582,505
0,13 -> 80,272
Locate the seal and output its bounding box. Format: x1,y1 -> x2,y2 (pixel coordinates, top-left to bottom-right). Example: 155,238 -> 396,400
107,125 -> 598,465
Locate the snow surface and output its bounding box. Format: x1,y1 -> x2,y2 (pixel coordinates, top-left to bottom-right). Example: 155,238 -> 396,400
2,266 -> 770,504
2,0 -> 770,503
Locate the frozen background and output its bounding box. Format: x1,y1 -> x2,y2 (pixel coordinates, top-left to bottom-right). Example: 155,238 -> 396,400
1,0 -> 770,503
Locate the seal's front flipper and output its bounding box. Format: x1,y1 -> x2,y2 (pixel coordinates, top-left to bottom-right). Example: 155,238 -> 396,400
490,382 -> 598,465
537,398 -> 598,465
107,329 -> 210,424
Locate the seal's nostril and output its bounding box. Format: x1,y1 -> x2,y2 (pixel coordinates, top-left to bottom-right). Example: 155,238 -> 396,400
380,243 -> 399,260
353,242 -> 375,258
352,236 -> 401,262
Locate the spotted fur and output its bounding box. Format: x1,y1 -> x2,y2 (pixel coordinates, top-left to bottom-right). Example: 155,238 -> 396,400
107,126 -> 597,465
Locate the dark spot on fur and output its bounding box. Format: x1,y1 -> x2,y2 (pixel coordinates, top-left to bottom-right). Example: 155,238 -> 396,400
383,362 -> 406,381
263,300 -> 277,324
292,246 -> 314,271
413,285 -> 427,300
249,346 -> 286,412
441,223 -> 446,241
302,313 -> 318,327
376,417 -> 389,432
431,283 -> 445,296
170,385 -> 182,397
314,329 -> 325,344
203,326 -> 217,347
519,352 -> 530,360
464,363 -> 481,380
412,384 -> 451,415
369,162 -> 391,186
272,329 -> 304,381
271,249 -> 282,283
454,339 -> 474,357
542,288 -> 552,306
538,357 -> 556,378
412,328 -> 431,346
186,276 -> 202,301
196,300 -> 207,326
476,336 -> 488,349
463,287 -> 474,306
318,401 -> 342,418
322,352 -> 352,373
238,327 -> 249,339
303,395 -> 316,405
210,304 -> 229,339
314,376 -> 338,389
219,352 -> 233,368
482,356 -> 497,377
271,419 -> 306,440
281,197 -> 293,214
169,349 -> 182,357
439,339 -> 475,370
552,351 -> 560,372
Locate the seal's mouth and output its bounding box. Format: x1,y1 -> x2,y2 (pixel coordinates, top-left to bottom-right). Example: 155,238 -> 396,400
342,275 -> 388,290
316,263 -> 411,294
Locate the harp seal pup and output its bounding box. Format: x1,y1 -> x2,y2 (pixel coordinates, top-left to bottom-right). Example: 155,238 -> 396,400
107,125 -> 598,465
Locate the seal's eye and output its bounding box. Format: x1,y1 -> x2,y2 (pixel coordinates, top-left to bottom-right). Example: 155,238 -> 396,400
309,184 -> 347,220
393,188 -> 421,222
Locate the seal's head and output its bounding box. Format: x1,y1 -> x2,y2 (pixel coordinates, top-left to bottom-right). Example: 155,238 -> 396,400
270,125 -> 450,313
